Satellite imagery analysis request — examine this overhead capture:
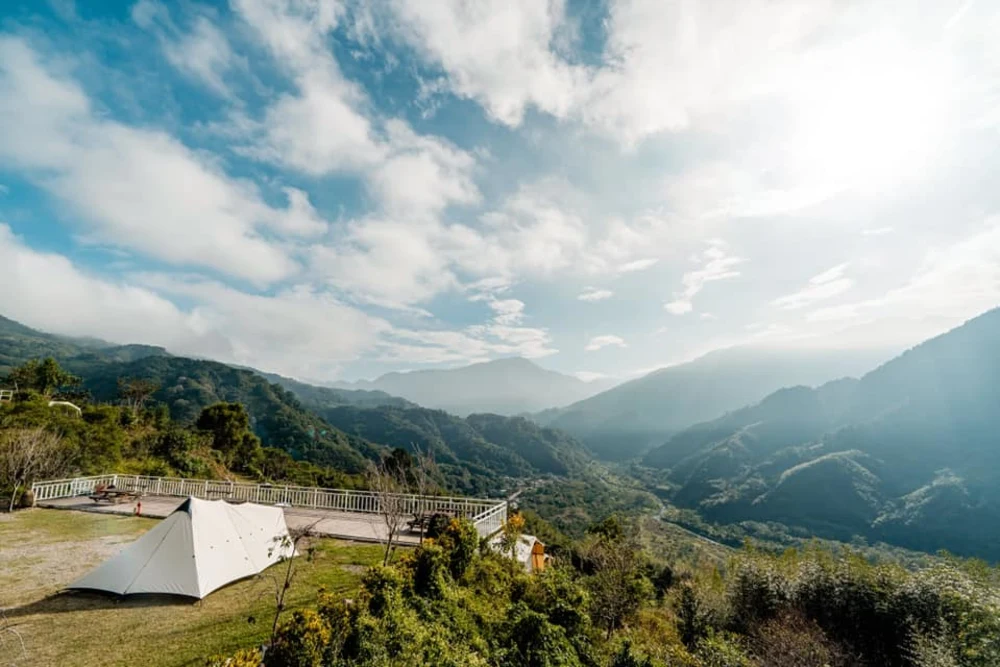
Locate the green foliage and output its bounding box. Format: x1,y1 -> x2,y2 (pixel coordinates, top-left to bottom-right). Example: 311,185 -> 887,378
677,584 -> 709,650
694,632 -> 754,667
504,604 -> 584,667
608,641 -> 655,667
265,610 -> 332,667
196,402 -> 262,469
437,518 -> 479,579
4,357 -> 81,397
205,648 -> 263,667
359,566 -> 404,617
722,549 -> 1000,666
409,543 -> 449,599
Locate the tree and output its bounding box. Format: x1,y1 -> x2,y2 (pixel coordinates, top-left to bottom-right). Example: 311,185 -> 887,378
4,358 -> 80,397
366,457 -> 408,566
582,527 -> 651,639
409,443 -> 439,543
0,428 -> 68,512
500,512 -> 526,560
678,583 -> 708,649
196,402 -> 260,469
267,522 -> 320,644
117,377 -> 160,414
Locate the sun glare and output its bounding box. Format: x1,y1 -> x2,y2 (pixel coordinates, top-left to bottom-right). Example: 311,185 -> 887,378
786,41 -> 955,192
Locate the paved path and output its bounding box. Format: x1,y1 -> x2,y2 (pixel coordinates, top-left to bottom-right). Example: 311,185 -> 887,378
38,495 -> 421,545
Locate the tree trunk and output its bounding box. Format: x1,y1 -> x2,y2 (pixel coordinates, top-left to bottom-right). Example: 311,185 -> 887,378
382,534 -> 394,566
8,484 -> 20,513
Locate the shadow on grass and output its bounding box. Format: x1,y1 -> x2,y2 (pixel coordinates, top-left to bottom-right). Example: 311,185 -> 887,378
3,590 -> 197,618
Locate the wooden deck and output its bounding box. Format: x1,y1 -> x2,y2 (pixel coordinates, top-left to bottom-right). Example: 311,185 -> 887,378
37,496 -> 424,545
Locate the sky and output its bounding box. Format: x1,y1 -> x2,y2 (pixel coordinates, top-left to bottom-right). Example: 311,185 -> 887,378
1,0 -> 999,384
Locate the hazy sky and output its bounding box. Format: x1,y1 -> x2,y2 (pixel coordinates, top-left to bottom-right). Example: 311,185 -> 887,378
1,0 -> 998,382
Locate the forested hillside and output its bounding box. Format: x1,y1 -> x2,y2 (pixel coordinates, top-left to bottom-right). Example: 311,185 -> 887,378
642,308 -> 1000,559
0,315 -> 617,515
535,346 -> 891,461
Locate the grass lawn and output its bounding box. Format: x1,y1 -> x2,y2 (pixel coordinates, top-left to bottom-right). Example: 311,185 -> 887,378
0,508 -> 385,666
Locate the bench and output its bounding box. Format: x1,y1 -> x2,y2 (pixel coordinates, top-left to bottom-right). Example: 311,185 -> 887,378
89,487 -> 142,504
406,510 -> 459,534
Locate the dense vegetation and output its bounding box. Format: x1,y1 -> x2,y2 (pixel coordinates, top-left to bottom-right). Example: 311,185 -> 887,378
210,515 -> 1000,667
0,315 -> 607,511
0,365 -> 367,509
640,308 -> 1000,560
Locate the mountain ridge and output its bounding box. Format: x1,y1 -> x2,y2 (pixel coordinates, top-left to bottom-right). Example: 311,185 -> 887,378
642,306 -> 1000,558
335,356 -> 617,416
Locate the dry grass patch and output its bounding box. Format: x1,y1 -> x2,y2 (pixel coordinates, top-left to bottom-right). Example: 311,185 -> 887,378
0,509 -> 383,666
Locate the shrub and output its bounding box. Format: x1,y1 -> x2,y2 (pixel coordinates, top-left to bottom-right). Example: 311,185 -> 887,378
411,543 -> 449,599
205,647 -> 262,667
694,632 -> 754,667
264,610 -> 331,667
505,604 -> 583,667
438,518 -> 479,579
358,565 -> 404,617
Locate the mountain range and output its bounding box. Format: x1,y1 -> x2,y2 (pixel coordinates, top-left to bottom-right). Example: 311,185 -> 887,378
534,345 -> 895,460
0,315 -> 592,495
333,357 -> 616,415
642,307 -> 1000,558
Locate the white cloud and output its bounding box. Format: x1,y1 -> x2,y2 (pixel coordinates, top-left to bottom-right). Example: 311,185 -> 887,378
582,0 -> 833,144
0,37 -> 323,285
0,224 -> 385,379
133,2 -> 236,95
486,298 -> 526,326
808,218 -> 1000,333
772,262 -> 853,310
665,241 -> 744,315
369,120 -> 480,217
585,334 -> 627,352
862,226 -> 894,236
574,371 -> 608,382
380,0 -> 587,126
618,258 -> 658,273
578,287 -> 614,302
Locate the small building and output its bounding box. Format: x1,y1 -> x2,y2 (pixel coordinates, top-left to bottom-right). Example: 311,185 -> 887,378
488,533 -> 549,573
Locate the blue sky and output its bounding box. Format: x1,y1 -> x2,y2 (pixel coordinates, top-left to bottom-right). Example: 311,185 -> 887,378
2,0 -> 999,383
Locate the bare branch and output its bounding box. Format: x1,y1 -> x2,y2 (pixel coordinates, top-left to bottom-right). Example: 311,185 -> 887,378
366,458 -> 408,566
0,428 -> 68,512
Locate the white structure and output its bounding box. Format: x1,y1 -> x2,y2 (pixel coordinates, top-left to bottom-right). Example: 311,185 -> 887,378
33,474 -> 508,537
70,497 -> 294,599
488,533 -> 548,573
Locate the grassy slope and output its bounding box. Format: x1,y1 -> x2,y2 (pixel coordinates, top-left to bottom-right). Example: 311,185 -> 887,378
0,509 -> 382,667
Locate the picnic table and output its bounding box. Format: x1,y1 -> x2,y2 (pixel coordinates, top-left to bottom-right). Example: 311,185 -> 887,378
406,510 -> 458,533
89,485 -> 142,504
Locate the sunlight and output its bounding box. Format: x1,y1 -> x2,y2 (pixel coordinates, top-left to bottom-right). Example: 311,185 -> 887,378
786,40 -> 955,192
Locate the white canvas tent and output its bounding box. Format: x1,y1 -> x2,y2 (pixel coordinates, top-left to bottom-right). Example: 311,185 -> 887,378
70,497 -> 294,599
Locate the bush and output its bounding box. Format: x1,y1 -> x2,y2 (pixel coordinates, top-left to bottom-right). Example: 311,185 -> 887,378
359,565 -> 404,617
437,518 -> 480,579
264,610 -> 331,667
205,647 -> 262,667
505,604 -> 583,667
694,632 -> 754,667
410,543 -> 449,599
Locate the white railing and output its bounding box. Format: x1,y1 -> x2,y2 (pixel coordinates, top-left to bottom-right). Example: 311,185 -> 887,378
31,474 -> 507,535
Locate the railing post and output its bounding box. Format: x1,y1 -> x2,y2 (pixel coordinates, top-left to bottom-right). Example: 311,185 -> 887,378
156,477 -> 162,495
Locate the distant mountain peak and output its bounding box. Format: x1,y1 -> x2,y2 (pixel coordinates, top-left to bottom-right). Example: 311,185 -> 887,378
338,357 -> 615,416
